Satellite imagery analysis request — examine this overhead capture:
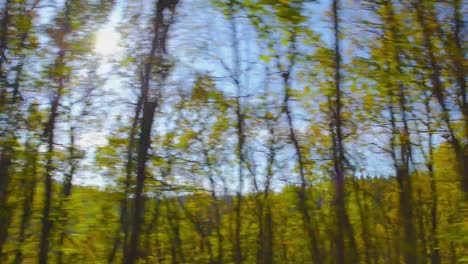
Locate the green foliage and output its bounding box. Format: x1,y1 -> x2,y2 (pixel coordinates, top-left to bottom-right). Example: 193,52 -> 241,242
0,0 -> 466,263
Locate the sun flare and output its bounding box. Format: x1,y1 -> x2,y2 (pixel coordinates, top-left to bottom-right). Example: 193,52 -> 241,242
94,27 -> 122,55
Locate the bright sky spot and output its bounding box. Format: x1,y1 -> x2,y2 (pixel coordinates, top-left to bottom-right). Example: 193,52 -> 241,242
95,27 -> 122,55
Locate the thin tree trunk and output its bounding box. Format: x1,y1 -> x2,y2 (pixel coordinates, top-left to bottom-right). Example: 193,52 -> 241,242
450,0 -> 467,189
255,191 -> 264,264
0,0 -> 15,256
39,1 -> 72,262
14,143 -> 38,264
423,96 -> 441,264
126,100 -> 156,264
144,197 -> 160,263
226,2 -> 244,262
125,1 -> 178,263
331,1 -> 358,262
39,81 -> 63,264
108,94 -> 142,264
0,0 -> 11,82
165,196 -> 185,264
383,1 -> 418,262
204,149 -> 224,264
256,133 -> 275,264
57,128 -> 78,264
280,48 -> 321,263
414,0 -> 467,197
417,190 -> 427,264
352,177 -> 372,264
0,145 -> 12,259
263,201 -> 274,264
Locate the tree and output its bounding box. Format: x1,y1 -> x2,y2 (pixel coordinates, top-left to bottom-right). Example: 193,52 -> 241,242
38,1 -> 113,262
125,1 -> 179,263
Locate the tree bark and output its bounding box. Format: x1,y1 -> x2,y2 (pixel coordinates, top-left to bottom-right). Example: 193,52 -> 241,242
14,143 -> 38,264
125,2 -> 178,263
57,128 -> 78,264
225,3 -> 245,262
415,0 -> 467,197
108,94 -> 142,264
331,1 -> 358,262
38,1 -> 72,262
280,44 -> 322,263
383,1 -> 418,262
126,100 -> 156,264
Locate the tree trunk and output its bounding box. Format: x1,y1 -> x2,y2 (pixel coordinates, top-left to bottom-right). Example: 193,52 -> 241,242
0,0 -> 14,257
415,0 -> 467,197
331,0 -> 358,262
124,1 -> 178,263
282,55 -> 321,264
39,1 -> 72,262
0,145 -> 12,259
424,97 -> 440,264
14,144 -> 38,264
57,128 -> 78,264
383,1 -> 418,262
204,149 -> 224,264
39,86 -> 63,264
108,95 -> 142,264
226,2 -> 244,262
126,100 -> 156,264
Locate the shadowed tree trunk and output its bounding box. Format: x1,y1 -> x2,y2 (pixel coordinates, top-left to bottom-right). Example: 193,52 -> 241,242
331,1 -> 358,262
225,2 -> 245,262
125,1 -> 178,263
14,144 -> 38,264
421,92 -> 441,264
57,127 -> 79,264
0,144 -> 12,259
0,0 -> 37,256
383,1 -> 418,262
38,1 -> 73,262
39,73 -> 64,264
203,149 -> 224,264
277,33 -> 322,263
414,0 -> 467,197
108,93 -> 142,264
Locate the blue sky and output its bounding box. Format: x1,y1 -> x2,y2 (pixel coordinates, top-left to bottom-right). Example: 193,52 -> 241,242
69,0 -> 434,191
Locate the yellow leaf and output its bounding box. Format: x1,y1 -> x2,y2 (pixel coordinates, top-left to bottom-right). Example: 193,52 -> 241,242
375,224 -> 386,236
259,54 -> 270,62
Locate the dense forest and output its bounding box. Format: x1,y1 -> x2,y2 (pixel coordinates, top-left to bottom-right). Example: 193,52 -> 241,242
0,0 -> 466,263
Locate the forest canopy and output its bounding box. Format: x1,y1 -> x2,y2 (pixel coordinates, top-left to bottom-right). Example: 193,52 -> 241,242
0,0 -> 466,263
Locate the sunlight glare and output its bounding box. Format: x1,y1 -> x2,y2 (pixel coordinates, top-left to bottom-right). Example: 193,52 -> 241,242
95,27 -> 122,55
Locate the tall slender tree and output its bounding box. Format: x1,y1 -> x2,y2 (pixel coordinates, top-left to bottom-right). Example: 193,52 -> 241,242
330,0 -> 358,262
125,1 -> 179,263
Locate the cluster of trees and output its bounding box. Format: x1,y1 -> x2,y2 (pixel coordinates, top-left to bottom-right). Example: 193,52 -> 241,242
0,0 -> 466,263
